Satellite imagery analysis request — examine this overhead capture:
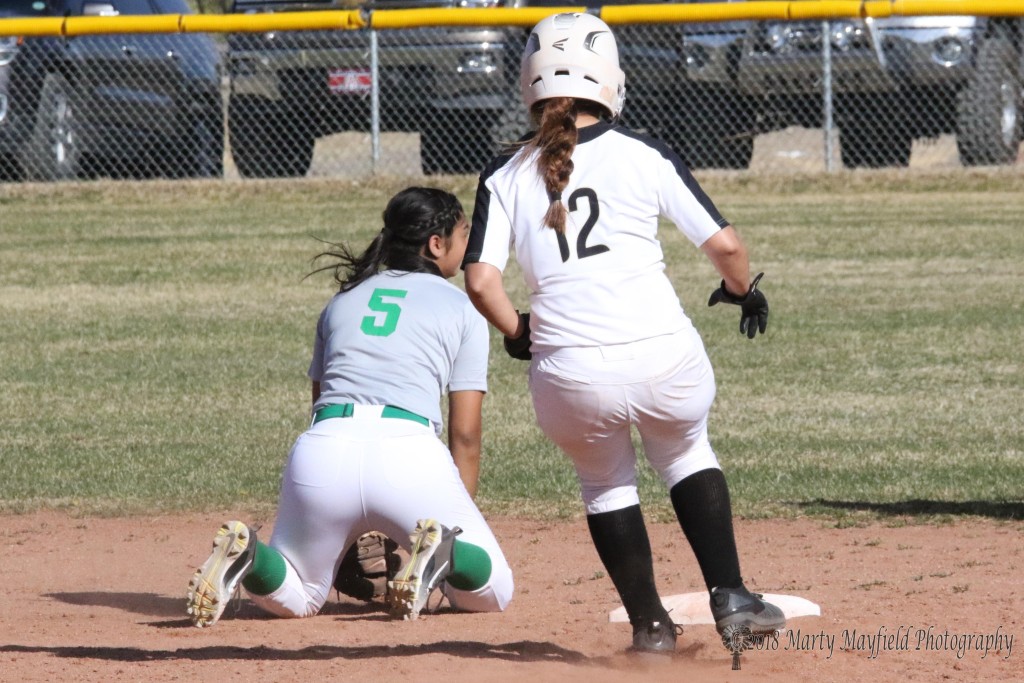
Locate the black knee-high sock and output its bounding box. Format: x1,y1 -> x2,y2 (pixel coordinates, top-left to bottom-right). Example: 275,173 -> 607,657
586,505 -> 668,626
670,468 -> 743,592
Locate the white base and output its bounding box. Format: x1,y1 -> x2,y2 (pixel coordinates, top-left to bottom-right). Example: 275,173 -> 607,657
608,592 -> 821,625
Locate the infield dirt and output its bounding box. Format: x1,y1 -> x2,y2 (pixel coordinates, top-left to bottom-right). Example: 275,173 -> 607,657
1,511 -> 1020,682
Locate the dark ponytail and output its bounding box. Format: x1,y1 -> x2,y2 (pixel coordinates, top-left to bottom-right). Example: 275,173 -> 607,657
309,187 -> 465,292
523,97 -> 606,233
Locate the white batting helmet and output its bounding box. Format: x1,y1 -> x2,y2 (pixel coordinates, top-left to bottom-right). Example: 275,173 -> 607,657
520,12 -> 627,118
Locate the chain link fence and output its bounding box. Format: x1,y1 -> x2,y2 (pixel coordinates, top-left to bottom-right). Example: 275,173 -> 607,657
0,0 -> 226,181
1,5 -> 1021,182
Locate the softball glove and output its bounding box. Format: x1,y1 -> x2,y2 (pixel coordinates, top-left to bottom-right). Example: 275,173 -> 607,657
333,531 -> 401,602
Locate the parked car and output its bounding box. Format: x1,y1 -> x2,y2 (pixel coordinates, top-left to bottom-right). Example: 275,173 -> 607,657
219,0 -> 685,177
222,0 -> 522,177
679,9 -> 1023,168
0,0 -> 225,181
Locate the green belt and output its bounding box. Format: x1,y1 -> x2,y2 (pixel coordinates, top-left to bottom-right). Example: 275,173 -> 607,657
313,403 -> 430,427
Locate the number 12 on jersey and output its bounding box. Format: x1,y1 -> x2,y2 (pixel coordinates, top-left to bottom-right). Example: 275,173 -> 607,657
361,288 -> 407,336
556,188 -> 609,263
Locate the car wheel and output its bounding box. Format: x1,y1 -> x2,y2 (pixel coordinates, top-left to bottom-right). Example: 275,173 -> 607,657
837,96 -> 912,169
184,114 -> 225,179
956,28 -> 1022,166
420,110 -> 497,176
0,154 -> 23,182
229,96 -> 314,178
27,73 -> 80,181
489,99 -> 532,155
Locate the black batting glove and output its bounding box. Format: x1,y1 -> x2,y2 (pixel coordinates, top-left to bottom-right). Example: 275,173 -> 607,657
708,272 -> 769,339
503,311 -> 532,360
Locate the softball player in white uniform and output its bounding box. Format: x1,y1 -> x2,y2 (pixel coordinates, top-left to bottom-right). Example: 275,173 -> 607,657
187,187 -> 513,627
464,13 -> 782,653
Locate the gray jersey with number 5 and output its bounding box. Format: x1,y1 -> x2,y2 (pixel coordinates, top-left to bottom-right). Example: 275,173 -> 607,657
308,270 -> 489,433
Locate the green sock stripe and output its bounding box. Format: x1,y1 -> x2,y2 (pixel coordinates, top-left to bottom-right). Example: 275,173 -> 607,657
241,541 -> 287,596
447,538 -> 492,591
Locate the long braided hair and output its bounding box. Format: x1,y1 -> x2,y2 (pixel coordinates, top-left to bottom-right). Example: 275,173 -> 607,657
522,97 -> 608,234
309,187 -> 465,292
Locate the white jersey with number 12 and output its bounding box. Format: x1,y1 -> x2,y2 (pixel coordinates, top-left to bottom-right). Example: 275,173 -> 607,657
466,121 -> 729,352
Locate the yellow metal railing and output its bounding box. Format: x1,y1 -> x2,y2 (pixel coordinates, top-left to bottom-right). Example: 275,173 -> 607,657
1,1 -> 1023,37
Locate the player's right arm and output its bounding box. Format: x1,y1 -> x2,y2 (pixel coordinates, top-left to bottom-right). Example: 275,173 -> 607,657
464,263 -> 523,339
464,172 -> 524,339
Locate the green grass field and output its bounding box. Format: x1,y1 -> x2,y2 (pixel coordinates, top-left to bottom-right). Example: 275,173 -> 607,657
1,171 -> 1021,522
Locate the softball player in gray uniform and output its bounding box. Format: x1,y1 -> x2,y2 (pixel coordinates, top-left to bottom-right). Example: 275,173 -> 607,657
464,13 -> 782,653
187,187 -> 513,627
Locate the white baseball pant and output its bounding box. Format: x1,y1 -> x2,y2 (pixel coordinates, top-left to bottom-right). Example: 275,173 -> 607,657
246,409 -> 513,618
529,325 -> 721,515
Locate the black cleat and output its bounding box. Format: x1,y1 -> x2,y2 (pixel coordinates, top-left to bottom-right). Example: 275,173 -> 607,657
710,585 -> 786,637
630,617 -> 682,653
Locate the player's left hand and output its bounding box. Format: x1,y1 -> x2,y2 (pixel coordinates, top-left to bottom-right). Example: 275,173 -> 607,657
708,272 -> 768,339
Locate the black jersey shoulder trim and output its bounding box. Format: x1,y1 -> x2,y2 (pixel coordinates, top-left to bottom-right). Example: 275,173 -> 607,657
610,125 -> 730,228
463,152 -> 516,267
577,120 -> 615,144
463,179 -> 490,266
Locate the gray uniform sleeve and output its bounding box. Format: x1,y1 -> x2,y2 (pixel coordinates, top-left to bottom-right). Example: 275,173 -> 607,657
448,302 -> 489,393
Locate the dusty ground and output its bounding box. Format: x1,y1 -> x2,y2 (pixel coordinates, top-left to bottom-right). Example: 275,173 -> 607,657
1,511 -> 1021,682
